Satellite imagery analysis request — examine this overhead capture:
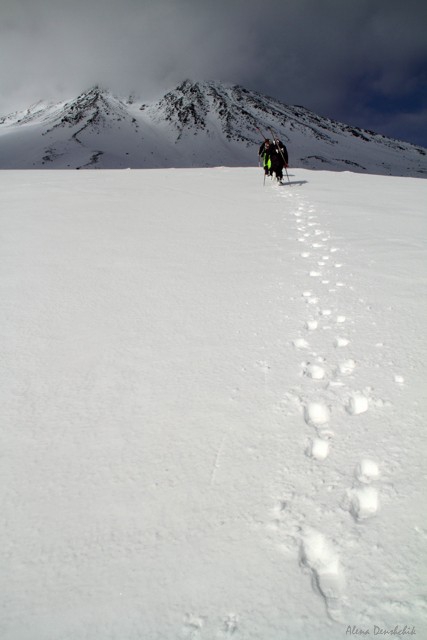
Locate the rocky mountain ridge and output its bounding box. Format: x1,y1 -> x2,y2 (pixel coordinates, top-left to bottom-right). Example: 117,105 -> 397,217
0,80 -> 426,176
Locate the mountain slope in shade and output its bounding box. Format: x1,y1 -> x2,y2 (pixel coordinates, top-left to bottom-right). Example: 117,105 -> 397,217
0,81 -> 426,176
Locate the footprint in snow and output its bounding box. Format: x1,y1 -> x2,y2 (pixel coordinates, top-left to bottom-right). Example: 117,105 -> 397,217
344,459 -> 381,522
305,319 -> 318,331
299,528 -> 345,620
334,336 -> 350,348
304,401 -> 330,426
355,459 -> 380,484
182,614 -> 205,639
303,362 -> 326,380
293,338 -> 310,349
338,359 -> 356,375
306,437 -> 330,461
346,392 -> 369,415
221,614 -> 239,636
347,484 -> 380,522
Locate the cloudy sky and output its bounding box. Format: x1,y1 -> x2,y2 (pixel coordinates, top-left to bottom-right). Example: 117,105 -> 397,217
2,0 -> 426,146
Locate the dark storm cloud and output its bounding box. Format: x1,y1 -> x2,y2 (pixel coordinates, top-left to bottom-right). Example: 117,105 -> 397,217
1,0 -> 426,145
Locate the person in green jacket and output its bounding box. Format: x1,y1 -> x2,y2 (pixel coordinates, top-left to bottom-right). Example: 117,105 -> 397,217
259,139 -> 272,176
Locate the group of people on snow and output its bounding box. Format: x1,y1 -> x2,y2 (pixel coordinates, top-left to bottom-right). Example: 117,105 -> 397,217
259,137 -> 289,183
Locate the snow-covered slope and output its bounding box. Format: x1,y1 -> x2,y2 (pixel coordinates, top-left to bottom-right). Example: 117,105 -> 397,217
0,81 -> 426,176
1,168 -> 426,639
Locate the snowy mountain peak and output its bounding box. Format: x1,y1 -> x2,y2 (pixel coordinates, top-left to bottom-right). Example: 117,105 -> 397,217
0,80 -> 426,175
55,86 -> 129,130
148,80 -> 274,144
148,80 -> 211,132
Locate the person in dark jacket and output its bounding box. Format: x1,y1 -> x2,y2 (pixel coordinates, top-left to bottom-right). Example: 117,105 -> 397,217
267,138 -> 289,183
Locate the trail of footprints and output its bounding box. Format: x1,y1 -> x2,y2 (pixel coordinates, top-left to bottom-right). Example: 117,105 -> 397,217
271,196 -> 387,621
181,613 -> 238,639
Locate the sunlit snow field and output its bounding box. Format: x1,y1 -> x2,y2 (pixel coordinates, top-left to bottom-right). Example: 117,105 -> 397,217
1,167 -> 426,639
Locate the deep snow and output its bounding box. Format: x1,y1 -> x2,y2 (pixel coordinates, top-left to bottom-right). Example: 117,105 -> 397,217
0,168 -> 426,639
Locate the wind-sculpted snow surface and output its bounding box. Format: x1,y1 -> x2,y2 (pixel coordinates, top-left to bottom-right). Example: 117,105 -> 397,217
0,168 -> 426,639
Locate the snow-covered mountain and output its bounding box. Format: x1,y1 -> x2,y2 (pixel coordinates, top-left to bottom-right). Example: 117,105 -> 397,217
0,80 -> 426,176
